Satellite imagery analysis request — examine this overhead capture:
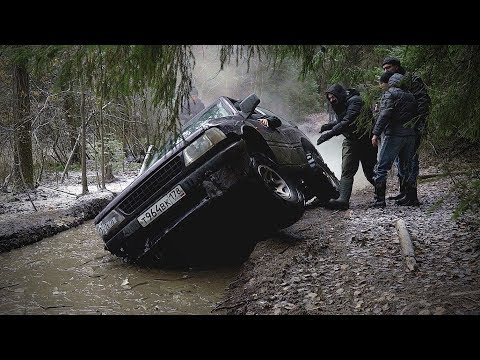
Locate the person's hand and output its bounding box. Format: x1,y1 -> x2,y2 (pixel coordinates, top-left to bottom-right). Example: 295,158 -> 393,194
320,123 -> 334,133
371,134 -> 380,147
259,118 -> 269,127
317,133 -> 329,145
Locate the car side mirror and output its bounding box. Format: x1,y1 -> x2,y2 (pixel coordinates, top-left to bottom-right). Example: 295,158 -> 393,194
239,94 -> 260,119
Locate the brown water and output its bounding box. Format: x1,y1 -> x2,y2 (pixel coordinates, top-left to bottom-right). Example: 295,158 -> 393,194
0,220 -> 239,315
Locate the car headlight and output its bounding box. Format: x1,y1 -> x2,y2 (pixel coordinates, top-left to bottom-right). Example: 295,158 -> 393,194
183,128 -> 226,166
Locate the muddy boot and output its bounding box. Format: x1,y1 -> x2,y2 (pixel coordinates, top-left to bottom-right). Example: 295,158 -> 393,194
325,178 -> 353,210
370,181 -> 386,208
388,177 -> 406,201
396,182 -> 420,206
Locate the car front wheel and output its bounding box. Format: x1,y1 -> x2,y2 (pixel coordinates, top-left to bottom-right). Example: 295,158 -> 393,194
304,150 -> 340,204
249,153 -> 305,229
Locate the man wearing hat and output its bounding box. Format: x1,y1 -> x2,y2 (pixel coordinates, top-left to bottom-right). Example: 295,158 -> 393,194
371,71 -> 418,208
381,56 -> 431,206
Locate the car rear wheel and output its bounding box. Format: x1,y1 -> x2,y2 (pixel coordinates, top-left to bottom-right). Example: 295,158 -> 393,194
304,150 -> 340,204
250,153 -> 305,229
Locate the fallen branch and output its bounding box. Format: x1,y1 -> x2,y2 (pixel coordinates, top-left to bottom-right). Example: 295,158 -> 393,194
418,171 -> 469,180
39,304 -> 74,310
280,245 -> 291,254
211,300 -> 248,313
128,281 -> 149,290
154,276 -> 189,281
37,185 -> 78,197
395,219 -> 418,271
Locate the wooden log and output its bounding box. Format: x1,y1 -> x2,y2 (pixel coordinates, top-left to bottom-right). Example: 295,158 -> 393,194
395,219 -> 418,271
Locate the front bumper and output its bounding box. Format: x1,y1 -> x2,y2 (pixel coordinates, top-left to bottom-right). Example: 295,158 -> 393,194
103,139 -> 251,261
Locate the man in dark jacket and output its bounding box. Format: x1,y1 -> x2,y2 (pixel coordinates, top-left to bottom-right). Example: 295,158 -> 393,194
381,56 -> 431,205
316,84 -> 377,210
179,87 -> 205,126
371,71 -> 418,207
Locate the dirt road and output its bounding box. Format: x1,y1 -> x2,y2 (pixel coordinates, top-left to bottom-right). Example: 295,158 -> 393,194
215,173 -> 480,315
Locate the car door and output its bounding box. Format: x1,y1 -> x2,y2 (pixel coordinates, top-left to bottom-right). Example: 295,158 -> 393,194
252,108 -> 306,170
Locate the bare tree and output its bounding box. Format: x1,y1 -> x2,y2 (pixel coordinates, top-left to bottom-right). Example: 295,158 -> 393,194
13,61 -> 34,190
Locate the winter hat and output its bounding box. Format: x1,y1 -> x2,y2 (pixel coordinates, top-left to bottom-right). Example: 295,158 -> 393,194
382,56 -> 401,67
380,71 -> 395,83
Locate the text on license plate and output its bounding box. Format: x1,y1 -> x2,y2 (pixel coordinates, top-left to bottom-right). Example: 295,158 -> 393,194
137,185 -> 186,227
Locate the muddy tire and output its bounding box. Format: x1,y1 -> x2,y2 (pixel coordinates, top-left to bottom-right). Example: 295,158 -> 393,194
250,153 -> 305,229
304,150 -> 340,204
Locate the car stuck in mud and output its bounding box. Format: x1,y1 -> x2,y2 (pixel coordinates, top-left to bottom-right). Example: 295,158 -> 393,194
94,94 -> 339,267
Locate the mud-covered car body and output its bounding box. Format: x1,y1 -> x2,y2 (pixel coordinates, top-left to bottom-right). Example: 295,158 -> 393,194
94,94 -> 338,266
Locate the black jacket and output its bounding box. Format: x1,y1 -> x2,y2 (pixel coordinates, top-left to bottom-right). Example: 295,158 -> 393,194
323,84 -> 372,142
373,73 -> 418,137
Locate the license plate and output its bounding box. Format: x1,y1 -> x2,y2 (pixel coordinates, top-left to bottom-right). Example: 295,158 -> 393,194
137,185 -> 186,227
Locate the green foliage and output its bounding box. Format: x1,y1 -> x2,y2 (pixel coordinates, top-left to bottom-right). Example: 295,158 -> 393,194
452,176 -> 480,221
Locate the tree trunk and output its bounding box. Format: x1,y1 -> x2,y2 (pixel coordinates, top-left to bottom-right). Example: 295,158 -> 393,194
60,131 -> 81,183
13,62 -> 34,190
63,84 -> 80,164
99,96 -> 106,190
80,90 -> 89,194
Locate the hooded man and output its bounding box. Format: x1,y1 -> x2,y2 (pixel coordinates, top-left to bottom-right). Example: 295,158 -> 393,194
381,56 -> 431,205
316,84 -> 377,210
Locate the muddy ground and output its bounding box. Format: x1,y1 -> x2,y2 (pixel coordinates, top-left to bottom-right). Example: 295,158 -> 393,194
0,166 -> 136,253
1,154 -> 479,316
213,165 -> 480,315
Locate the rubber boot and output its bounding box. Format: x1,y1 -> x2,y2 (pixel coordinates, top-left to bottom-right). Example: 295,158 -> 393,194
325,178 -> 353,210
388,177 -> 406,201
396,182 -> 420,206
370,181 -> 386,208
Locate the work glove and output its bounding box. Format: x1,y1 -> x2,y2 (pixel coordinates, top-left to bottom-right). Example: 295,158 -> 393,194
317,132 -> 331,145
320,123 -> 335,133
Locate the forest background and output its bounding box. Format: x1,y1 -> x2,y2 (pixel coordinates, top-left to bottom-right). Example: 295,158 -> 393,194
0,45 -> 478,220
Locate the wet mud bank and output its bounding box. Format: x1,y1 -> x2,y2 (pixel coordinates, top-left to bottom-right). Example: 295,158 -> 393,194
0,191 -> 114,253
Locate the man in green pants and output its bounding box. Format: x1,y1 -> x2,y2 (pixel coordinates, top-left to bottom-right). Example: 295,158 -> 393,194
316,84 -> 377,210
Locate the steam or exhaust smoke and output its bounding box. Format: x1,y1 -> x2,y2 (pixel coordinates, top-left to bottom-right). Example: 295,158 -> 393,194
298,114 -> 372,192
192,46 -> 254,105
191,45 -> 320,122
192,46 -> 371,193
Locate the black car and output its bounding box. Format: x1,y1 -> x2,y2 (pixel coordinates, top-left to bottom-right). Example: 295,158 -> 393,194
94,94 -> 339,267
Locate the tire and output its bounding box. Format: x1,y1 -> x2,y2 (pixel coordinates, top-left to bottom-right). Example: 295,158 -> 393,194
304,150 -> 340,203
250,153 -> 305,229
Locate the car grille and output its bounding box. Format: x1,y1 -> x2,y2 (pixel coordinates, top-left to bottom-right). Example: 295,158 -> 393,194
119,155 -> 184,214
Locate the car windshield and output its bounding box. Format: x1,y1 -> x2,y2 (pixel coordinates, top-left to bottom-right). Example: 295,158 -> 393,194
140,99 -> 233,173
184,99 -> 232,129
